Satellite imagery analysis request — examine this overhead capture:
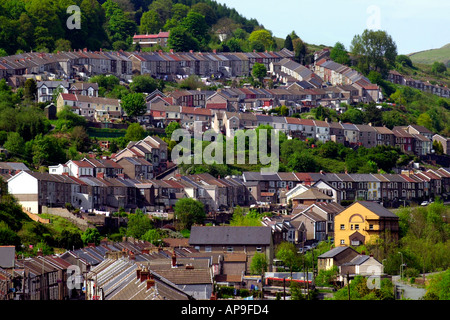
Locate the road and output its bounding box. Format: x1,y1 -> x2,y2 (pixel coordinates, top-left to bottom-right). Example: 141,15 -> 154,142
392,275 -> 427,300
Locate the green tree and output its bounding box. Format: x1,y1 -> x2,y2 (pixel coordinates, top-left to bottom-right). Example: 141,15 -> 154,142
3,132 -> 25,157
330,42 -> 350,65
168,25 -> 199,52
55,106 -> 87,131
148,0 -> 173,23
181,11 -> 210,49
173,198 -> 205,230
396,55 -> 413,68
351,29 -> 397,76
252,62 -> 267,83
250,252 -> 268,298
142,229 -> 163,246
125,123 -> 145,142
121,92 -> 146,117
130,74 -> 159,93
248,29 -> 275,51
81,228 -> 102,246
284,34 -> 293,51
431,61 -> 447,74
250,252 -> 268,276
139,10 -> 162,34
171,3 -> 189,21
127,210 -> 153,239
276,242 -> 301,277
31,134 -> 67,167
54,39 -> 71,52
165,121 -> 181,138
102,0 -> 137,44
23,78 -> 37,101
191,2 -> 217,26
340,108 -> 364,124
71,126 -> 90,152
293,37 -> 307,64
287,151 -> 320,172
417,113 -> 433,131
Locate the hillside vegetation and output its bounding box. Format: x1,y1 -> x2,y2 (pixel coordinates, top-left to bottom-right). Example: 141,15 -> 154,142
408,43 -> 450,67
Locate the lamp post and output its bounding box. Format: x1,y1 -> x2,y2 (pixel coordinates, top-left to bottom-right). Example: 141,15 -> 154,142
398,252 -> 403,280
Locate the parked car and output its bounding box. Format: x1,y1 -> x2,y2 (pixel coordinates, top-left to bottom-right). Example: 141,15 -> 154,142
421,201 -> 429,206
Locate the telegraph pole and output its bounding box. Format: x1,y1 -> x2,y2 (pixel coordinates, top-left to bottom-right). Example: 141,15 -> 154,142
347,272 -> 350,300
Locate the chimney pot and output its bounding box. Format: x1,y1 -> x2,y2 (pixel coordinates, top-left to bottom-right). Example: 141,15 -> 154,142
146,279 -> 155,290
171,250 -> 177,268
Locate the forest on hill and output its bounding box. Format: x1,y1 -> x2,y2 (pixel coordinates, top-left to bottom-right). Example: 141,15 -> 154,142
0,0 -> 264,54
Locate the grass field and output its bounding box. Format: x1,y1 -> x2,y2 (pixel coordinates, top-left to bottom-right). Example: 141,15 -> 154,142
408,43 -> 450,66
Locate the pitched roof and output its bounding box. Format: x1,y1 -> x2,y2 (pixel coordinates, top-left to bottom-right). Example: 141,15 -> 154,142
350,201 -> 399,218
292,187 -> 333,200
189,226 -> 272,245
318,246 -> 357,258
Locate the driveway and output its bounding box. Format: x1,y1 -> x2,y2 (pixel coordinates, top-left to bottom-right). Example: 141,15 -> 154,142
392,276 -> 427,300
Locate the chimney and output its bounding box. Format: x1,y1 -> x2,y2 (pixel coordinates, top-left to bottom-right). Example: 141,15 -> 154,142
97,172 -> 104,179
146,278 -> 155,290
171,250 -> 177,268
118,173 -> 125,179
136,268 -> 141,280
170,49 -> 174,54
213,49 -> 216,54
140,269 -> 149,282
83,48 -> 87,52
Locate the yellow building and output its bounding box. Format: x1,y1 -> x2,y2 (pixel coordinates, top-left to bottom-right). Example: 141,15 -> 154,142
334,201 -> 399,247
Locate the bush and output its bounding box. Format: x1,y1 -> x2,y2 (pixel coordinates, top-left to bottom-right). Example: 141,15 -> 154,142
405,267 -> 420,278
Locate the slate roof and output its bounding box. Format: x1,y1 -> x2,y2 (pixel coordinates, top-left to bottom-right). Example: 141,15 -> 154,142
292,187 -> 333,200
341,255 -> 371,266
351,201 -> 399,218
0,246 -> 15,268
318,246 -> 357,258
189,226 -> 272,246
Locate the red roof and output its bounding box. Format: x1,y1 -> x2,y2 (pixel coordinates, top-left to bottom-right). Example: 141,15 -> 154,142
133,31 -> 170,39
181,107 -> 212,116
206,103 -> 227,110
61,93 -> 77,101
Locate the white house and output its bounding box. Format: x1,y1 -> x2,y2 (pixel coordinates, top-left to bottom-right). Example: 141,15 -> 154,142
285,184 -> 309,204
7,171 -> 73,214
37,80 -> 70,103
48,164 -> 68,175
66,160 -> 94,178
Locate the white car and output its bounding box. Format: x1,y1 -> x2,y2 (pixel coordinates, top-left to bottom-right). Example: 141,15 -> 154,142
421,201 -> 429,206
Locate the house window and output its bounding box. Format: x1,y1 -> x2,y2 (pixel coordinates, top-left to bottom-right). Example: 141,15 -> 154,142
340,224 -> 345,230
256,247 -> 262,253
227,246 -> 234,253
355,224 -> 359,230
369,224 -> 374,230
340,239 -> 345,245
205,246 -> 212,252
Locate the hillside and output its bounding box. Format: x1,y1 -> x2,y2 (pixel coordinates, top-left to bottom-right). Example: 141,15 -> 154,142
0,0 -> 263,55
408,43 -> 450,66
